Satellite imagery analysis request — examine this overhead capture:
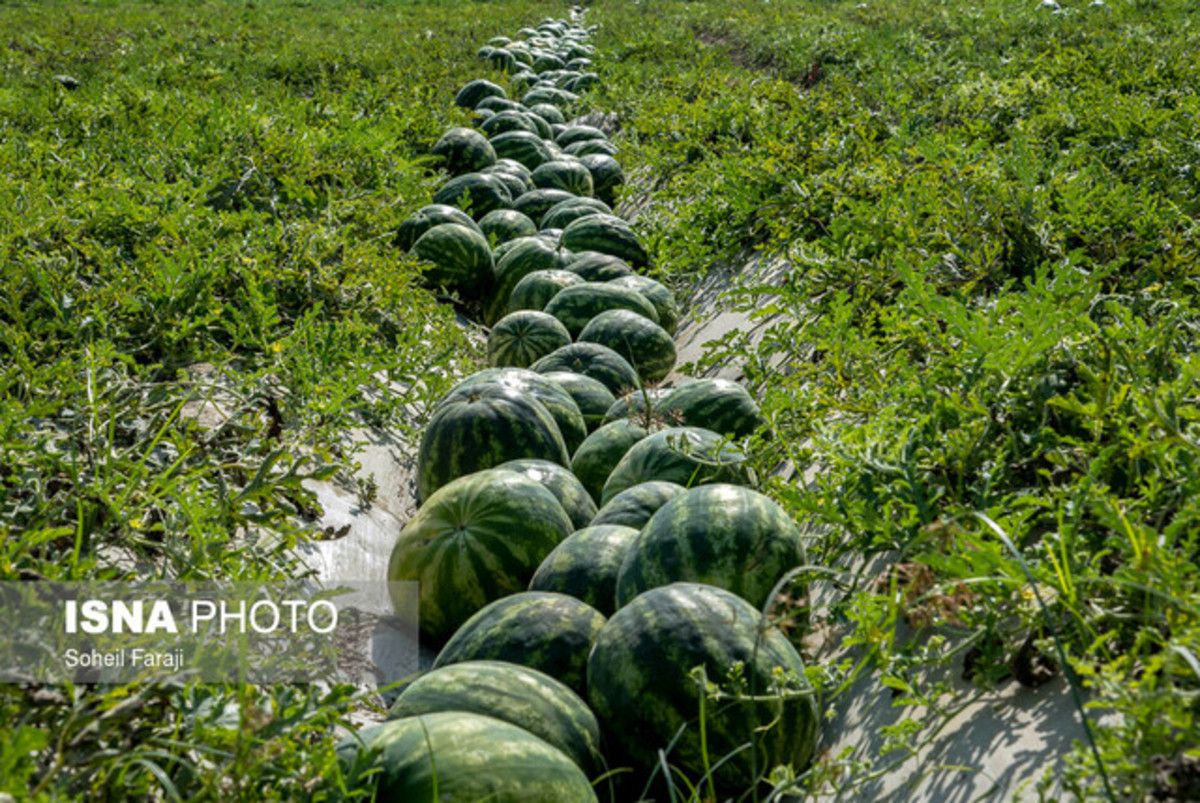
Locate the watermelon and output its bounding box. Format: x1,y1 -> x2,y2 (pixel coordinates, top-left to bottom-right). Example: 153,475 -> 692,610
555,125 -> 607,149
431,127 -> 496,176
510,70 -> 540,94
529,525 -> 639,616
481,110 -> 540,138
565,73 -> 601,93
560,214 -> 649,268
566,139 -> 620,158
532,160 -> 595,197
531,342 -> 640,396
479,208 -> 537,245
388,468 -> 573,643
579,153 -> 626,204
602,388 -> 672,427
432,172 -> 512,219
415,383 -> 568,503
338,713 -> 596,802
508,268 -> 584,312
447,368 -> 587,458
434,591 -> 606,696
489,236 -> 572,324
590,480 -> 687,529
532,53 -> 567,72
567,251 -> 634,282
491,157 -> 535,183
541,197 -> 612,230
455,78 -> 507,109
484,168 -> 531,202
657,378 -> 764,438
587,583 -> 819,791
524,110 -> 555,140
409,223 -> 494,299
528,102 -> 566,125
484,47 -> 520,74
472,107 -> 496,124
396,204 -> 480,251
497,458 -> 598,529
487,310 -> 572,370
541,371 -> 616,432
570,419 -> 650,503
490,130 -> 554,170
578,309 -> 677,383
609,274 -> 679,335
616,484 -> 807,610
514,188 -> 578,224
543,282 -> 659,337
386,661 -> 603,775
600,426 -> 748,505
523,86 -> 579,110
476,96 -> 526,114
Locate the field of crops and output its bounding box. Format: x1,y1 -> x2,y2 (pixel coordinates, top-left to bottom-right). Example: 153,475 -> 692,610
2,0 -> 1198,800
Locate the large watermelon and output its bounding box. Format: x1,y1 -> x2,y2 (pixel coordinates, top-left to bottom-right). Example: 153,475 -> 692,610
397,204 -> 480,251
415,383 -> 568,502
560,214 -> 649,268
578,309 -> 677,384
487,310 -> 572,370
490,130 -> 554,170
489,236 -> 573,324
609,274 -> 679,335
555,125 -> 607,149
602,388 -> 672,427
386,661 -> 604,775
481,110 -> 541,138
446,368 -> 587,457
568,139 -> 621,157
338,712 -> 596,802
600,426 -> 747,505
542,282 -> 659,337
497,458 -> 598,529
615,484 -> 808,610
541,197 -> 612,230
529,524 -> 639,616
541,370 -> 616,432
567,251 -> 634,282
479,208 -> 538,245
657,378 -> 764,438
531,342 -> 640,396
454,78 -> 507,109
587,583 -> 819,792
388,468 -> 573,644
590,480 -> 687,529
432,172 -> 513,219
434,591 -> 606,696
509,269 -> 584,313
570,419 -> 650,503
514,188 -> 577,223
409,223 -> 494,300
528,102 -> 566,125
431,127 -> 497,176
531,160 -> 595,197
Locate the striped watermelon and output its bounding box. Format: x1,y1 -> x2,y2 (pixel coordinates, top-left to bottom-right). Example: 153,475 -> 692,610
523,86 -> 578,109
570,419 -> 650,503
541,198 -> 612,230
476,96 -> 526,115
555,125 -> 607,148
542,282 -> 659,337
449,368 -> 587,457
509,268 -> 584,313
434,591 -> 606,696
568,139 -> 620,157
514,189 -> 577,228
484,169 -> 531,202
388,468 -> 573,643
560,214 -> 649,268
587,583 -> 819,792
387,661 -> 603,775
454,78 -> 507,109
541,371 -> 616,432
432,127 -> 496,176
578,309 -> 677,383
531,342 -> 640,396
602,388 -> 672,427
567,251 -> 634,282
590,480 -> 687,529
432,172 -> 513,219
578,155 -> 624,208
481,110 -> 541,138
529,525 -> 639,616
396,204 -> 480,251
487,310 -> 572,369
528,102 -> 566,125
409,222 -> 494,300
531,160 -> 595,197
479,208 -> 537,244
600,426 -> 748,505
497,458 -> 598,529
609,274 -> 679,335
489,236 -> 572,324
338,712 -> 596,802
415,383 -> 568,503
490,130 -> 554,170
657,378 -> 764,438
615,484 -> 808,610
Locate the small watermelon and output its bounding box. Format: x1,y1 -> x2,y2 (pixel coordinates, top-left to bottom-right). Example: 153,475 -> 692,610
432,172 -> 513,219
531,342 -> 640,396
657,378 -> 764,438
396,204 -> 480,251
609,273 -> 679,335
528,102 -> 566,125
447,368 -> 587,458
431,127 -> 497,176
567,251 -> 634,282
497,458 -> 598,529
434,591 -> 606,696
454,78 -> 507,109
580,153 -> 626,205
600,426 -> 748,505
523,86 -> 579,110
529,525 -> 639,616
560,214 -> 649,268
555,125 -> 607,149
489,236 -> 572,324
409,223 -> 494,299
481,110 -> 541,138
479,208 -> 537,245
578,309 -> 677,384
570,419 -> 650,503
388,468 -> 573,643
531,160 -> 595,197
514,188 -> 578,226
567,139 -> 620,158
509,268 -> 584,313
602,387 -> 672,427
541,198 -> 612,230
490,130 -> 554,170
487,310 -> 572,370
541,371 -> 616,432
590,480 -> 687,529
543,282 -> 659,337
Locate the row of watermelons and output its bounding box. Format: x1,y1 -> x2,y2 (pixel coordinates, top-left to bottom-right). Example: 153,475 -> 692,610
337,14 -> 820,801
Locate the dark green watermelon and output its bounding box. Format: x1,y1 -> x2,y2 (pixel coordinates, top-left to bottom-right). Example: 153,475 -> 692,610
386,661 -> 603,775
541,371 -> 617,432
432,127 -> 497,176
657,378 -> 764,438
528,102 -> 566,125
487,310 -> 572,370
555,125 -> 607,149
489,236 -> 572,324
484,47 -> 520,74
432,172 -> 513,219
543,282 -> 659,337
541,198 -> 612,231
476,96 -> 526,115
579,153 -> 626,205
578,309 -> 677,384
587,583 -> 819,791
532,53 -> 567,72
567,251 -> 634,282
484,168 -> 531,202
481,110 -> 541,138
434,591 -> 606,696
560,214 -> 649,268
616,484 -> 807,610
479,208 -> 538,245
609,274 -> 679,335
565,73 -> 601,93
410,223 -> 494,300
531,160 -> 594,197
600,426 -> 748,505
388,468 -> 573,643
514,188 -> 578,226
397,204 -> 480,251
570,419 -> 650,503
454,78 -> 507,109
509,269 -> 584,313
447,368 -> 587,458
522,86 -> 579,110
531,342 -> 640,396
416,383 -> 568,503
497,458 -> 598,529
338,713 -> 596,802
602,388 -> 672,427
567,139 -> 620,158
490,130 -> 554,170
590,480 -> 687,530
491,157 -> 535,183
529,525 -> 640,616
